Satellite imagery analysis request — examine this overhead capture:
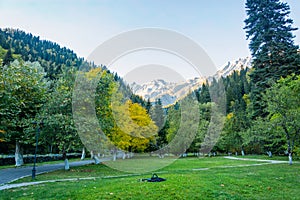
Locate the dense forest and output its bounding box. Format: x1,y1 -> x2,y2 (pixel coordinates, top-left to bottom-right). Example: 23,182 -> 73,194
1,0 -> 299,166
0,28 -> 148,165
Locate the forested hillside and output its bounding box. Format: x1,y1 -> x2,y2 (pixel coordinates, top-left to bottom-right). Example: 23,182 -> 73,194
0,28 -> 149,166
0,28 -> 84,79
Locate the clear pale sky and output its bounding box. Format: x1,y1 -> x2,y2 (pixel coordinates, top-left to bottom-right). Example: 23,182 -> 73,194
0,0 -> 299,80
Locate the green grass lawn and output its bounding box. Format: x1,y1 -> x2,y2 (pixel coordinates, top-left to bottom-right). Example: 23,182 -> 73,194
1,157 -> 299,200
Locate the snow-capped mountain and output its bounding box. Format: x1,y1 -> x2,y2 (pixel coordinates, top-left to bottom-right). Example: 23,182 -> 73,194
131,57 -> 252,106
131,77 -> 206,106
213,57 -> 252,79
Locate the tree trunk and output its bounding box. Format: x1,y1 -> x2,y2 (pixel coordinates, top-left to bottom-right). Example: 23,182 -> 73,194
62,150 -> 69,170
15,141 -> 24,167
288,152 -> 293,165
241,150 -> 245,156
81,147 -> 86,160
93,155 -> 101,164
113,151 -> 117,161
90,150 -> 100,164
90,150 -> 94,159
64,159 -> 70,170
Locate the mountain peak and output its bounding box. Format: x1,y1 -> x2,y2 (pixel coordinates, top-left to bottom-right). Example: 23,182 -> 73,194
214,57 -> 252,79
131,77 -> 206,106
131,57 -> 252,106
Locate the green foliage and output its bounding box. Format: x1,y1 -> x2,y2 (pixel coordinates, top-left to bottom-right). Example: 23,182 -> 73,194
189,103 -> 211,153
2,48 -> 14,66
195,82 -> 211,104
166,96 -> 201,155
244,0 -> 300,118
0,60 -> 48,148
216,69 -> 251,153
166,106 -> 181,144
41,67 -> 82,154
264,74 -> 300,154
150,99 -> 167,147
240,75 -> 300,155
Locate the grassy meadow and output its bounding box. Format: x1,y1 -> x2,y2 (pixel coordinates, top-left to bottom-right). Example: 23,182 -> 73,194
0,156 -> 299,200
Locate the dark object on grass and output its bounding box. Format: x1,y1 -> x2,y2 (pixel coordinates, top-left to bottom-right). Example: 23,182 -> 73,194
141,174 -> 166,182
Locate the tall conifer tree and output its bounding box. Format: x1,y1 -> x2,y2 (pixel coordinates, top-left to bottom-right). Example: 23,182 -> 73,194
244,0 -> 299,118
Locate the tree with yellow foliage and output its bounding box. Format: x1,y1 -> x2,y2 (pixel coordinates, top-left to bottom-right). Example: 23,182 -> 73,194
110,100 -> 158,155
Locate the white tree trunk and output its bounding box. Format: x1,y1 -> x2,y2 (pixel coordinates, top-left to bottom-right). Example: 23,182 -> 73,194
122,152 -> 126,159
288,153 -> 293,165
64,159 -> 70,170
241,150 -> 245,156
113,152 -> 117,161
90,150 -> 94,159
15,141 -> 24,167
93,154 -> 101,164
81,147 -> 86,160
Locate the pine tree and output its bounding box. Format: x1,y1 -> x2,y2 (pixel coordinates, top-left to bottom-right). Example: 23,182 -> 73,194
197,83 -> 211,104
244,0 -> 299,118
146,98 -> 152,114
3,49 -> 14,66
151,99 -> 165,130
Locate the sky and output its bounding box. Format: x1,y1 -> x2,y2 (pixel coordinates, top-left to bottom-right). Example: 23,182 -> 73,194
0,0 -> 299,83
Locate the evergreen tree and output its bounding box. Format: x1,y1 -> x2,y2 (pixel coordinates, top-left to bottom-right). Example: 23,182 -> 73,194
244,0 -> 299,118
146,98 -> 152,114
150,99 -> 167,147
151,99 -> 165,130
197,83 -> 211,104
3,49 -> 14,66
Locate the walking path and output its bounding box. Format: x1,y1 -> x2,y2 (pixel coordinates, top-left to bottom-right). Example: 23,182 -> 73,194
0,160 -> 96,186
223,156 -> 289,164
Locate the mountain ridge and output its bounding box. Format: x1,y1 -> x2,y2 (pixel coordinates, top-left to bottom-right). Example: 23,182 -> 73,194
131,57 -> 252,106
